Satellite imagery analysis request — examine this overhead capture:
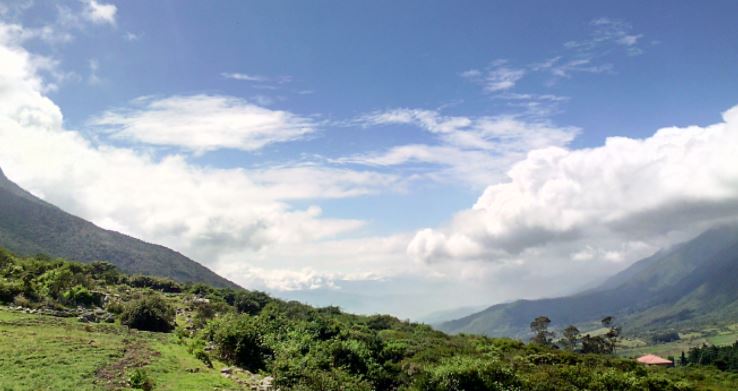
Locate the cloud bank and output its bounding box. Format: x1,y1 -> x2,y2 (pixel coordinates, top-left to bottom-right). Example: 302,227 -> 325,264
409,108 -> 738,264
0,21 -> 400,293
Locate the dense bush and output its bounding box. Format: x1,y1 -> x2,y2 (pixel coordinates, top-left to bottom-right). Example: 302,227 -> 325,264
652,331 -> 681,344
234,290 -> 271,315
0,280 -> 22,304
205,313 -> 271,372
127,275 -> 182,293
121,295 -> 176,332
414,356 -> 522,391
61,285 -> 103,307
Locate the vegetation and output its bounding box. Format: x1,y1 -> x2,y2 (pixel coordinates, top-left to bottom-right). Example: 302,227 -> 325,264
686,342 -> 738,371
121,295 -> 176,332
439,225 -> 738,338
0,248 -> 736,390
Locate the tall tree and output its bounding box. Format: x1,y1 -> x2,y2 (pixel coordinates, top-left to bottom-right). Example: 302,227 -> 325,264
530,316 -> 554,346
601,316 -> 620,354
561,325 -> 580,351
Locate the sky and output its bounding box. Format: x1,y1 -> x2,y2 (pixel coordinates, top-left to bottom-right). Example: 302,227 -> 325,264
1,0 -> 737,319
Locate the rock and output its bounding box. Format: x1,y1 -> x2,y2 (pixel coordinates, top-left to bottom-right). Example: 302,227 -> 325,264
78,312 -> 98,323
221,366 -> 234,375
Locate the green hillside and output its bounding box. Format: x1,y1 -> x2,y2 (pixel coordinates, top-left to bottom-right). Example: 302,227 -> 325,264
438,225 -> 738,338
3,248 -> 730,390
0,167 -> 238,289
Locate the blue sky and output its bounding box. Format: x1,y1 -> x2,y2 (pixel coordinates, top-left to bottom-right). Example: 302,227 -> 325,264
1,0 -> 738,319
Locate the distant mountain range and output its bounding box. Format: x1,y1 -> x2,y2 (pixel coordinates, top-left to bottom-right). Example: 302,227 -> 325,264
417,305 -> 488,325
438,224 -> 738,338
0,167 -> 238,289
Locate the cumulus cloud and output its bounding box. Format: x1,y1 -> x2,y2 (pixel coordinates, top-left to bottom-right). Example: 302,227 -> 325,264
90,95 -> 318,153
408,106 -> 738,265
83,0 -> 117,26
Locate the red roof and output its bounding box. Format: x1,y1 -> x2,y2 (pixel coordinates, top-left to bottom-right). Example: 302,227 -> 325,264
637,354 -> 672,365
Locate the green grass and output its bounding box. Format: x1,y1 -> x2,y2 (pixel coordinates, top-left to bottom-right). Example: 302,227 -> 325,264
0,308 -> 245,391
0,309 -> 127,390
618,326 -> 738,359
141,339 -> 240,391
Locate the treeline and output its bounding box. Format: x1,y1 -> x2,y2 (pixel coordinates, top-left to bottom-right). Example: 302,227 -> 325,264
686,342 -> 738,372
530,315 -> 621,354
0,248 -> 698,390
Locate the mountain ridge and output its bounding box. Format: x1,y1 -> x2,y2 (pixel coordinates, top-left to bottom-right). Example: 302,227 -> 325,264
438,224 -> 738,338
0,166 -> 239,289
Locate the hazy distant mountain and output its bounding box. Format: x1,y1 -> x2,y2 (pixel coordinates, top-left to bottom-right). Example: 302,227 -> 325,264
438,224 -> 738,338
416,305 -> 488,325
0,167 -> 239,289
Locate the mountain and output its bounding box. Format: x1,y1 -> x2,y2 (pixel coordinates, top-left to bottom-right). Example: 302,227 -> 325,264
0,167 -> 239,289
438,224 -> 738,338
416,305 -> 488,325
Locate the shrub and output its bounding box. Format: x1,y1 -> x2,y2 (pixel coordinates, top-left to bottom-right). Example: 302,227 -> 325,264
121,295 -> 175,332
62,285 -> 103,307
128,275 -> 182,293
415,356 -> 522,391
88,261 -> 121,284
194,349 -> 213,368
0,280 -> 23,304
37,267 -> 88,299
652,331 -> 680,344
128,368 -> 154,390
205,313 -> 271,371
106,301 -> 125,314
234,290 -> 271,315
13,294 -> 33,308
0,247 -> 13,269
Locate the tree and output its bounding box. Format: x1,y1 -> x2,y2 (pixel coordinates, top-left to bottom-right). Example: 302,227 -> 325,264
561,325 -> 580,351
601,316 -> 620,354
530,316 -> 554,346
581,334 -> 610,354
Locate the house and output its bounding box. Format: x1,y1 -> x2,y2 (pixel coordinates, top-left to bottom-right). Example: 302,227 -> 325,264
636,354 -> 673,366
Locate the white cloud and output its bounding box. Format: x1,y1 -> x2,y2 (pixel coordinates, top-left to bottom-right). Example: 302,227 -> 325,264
221,72 -> 292,85
0,21 -> 407,298
462,60 -> 526,92
408,105 -> 738,266
564,17 -> 644,57
87,58 -> 101,84
222,72 -> 267,82
123,31 -> 140,41
349,108 -> 578,187
83,0 -> 117,26
90,95 -> 318,153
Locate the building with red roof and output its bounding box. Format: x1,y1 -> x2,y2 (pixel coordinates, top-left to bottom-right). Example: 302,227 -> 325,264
636,354 -> 673,366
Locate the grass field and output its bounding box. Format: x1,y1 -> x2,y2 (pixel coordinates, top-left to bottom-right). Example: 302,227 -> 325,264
0,308 -> 245,391
617,325 -> 738,359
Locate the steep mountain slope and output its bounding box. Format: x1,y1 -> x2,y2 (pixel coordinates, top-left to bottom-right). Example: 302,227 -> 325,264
0,167 -> 239,289
438,225 -> 738,338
